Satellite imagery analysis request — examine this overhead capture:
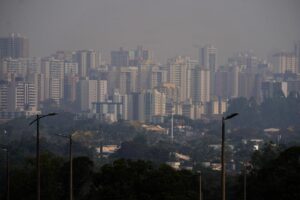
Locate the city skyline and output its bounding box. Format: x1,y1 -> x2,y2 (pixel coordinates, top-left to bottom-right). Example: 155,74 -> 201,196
1,0 -> 300,63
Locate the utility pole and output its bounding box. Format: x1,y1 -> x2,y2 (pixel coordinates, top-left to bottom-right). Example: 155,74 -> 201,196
1,145 -> 9,200
198,171 -> 202,200
29,113 -> 57,200
221,117 -> 225,200
244,163 -> 247,200
36,115 -> 40,200
69,135 -> 73,200
221,113 -> 239,200
55,132 -> 74,200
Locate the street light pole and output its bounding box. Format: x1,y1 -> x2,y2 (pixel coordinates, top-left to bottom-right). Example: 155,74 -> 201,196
55,133 -> 74,200
221,113 -> 239,200
36,115 -> 40,200
221,117 -> 225,200
244,163 -> 247,200
69,135 -> 73,200
198,171 -> 202,200
1,145 -> 9,200
29,113 -> 57,200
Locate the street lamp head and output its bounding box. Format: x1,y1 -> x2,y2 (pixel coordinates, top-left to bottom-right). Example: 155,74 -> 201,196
0,144 -> 8,151
224,113 -> 239,120
47,113 -> 57,116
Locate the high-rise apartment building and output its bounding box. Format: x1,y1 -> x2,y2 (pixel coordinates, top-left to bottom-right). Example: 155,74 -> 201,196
1,79 -> 38,112
191,66 -> 210,103
272,52 -> 297,74
151,89 -> 166,119
295,41 -> 300,74
0,33 -> 29,59
0,81 -> 8,111
238,72 -> 262,100
1,58 -> 28,78
199,44 -> 217,70
156,83 -> 180,105
77,79 -> 107,111
261,81 -> 288,100
64,75 -> 79,103
111,46 -> 152,67
27,57 -> 41,75
199,45 -> 217,96
64,61 -> 79,75
41,58 -> 65,104
214,69 -> 230,99
228,51 -> 259,69
127,89 -> 166,122
111,48 -> 129,67
150,66 -> 167,89
118,67 -> 138,95
73,50 -> 99,77
167,56 -> 191,102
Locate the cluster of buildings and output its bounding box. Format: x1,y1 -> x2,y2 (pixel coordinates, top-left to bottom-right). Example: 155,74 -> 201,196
0,33 -> 300,123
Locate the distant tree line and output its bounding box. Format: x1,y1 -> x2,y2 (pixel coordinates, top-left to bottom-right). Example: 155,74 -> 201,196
0,144 -> 300,200
226,92 -> 300,129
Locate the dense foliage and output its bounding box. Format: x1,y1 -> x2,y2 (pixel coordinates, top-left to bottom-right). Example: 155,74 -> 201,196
1,146 -> 299,200
226,92 -> 300,129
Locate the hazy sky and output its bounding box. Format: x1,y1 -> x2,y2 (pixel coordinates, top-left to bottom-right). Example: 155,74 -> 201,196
1,0 -> 299,63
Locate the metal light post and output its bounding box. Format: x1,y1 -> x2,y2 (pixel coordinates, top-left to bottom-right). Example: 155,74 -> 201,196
243,163 -> 247,200
198,171 -> 202,200
29,113 -> 57,200
0,144 -> 9,200
55,133 -> 75,200
221,113 -> 238,200
243,161 -> 251,200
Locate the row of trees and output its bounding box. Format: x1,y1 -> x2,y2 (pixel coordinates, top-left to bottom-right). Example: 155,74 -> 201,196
1,144 -> 299,200
226,92 -> 300,129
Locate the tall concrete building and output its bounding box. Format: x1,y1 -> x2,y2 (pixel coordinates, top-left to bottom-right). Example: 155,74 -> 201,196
111,46 -> 152,67
228,51 -> 259,69
151,89 -> 166,120
238,72 -> 263,101
28,73 -> 45,104
191,66 -> 210,103
0,33 -> 29,59
150,65 -> 167,89
127,89 -> 166,122
41,58 -> 65,104
64,61 -> 79,75
295,41 -> 300,74
128,92 -> 145,121
73,50 -> 99,77
199,45 -> 217,96
77,79 -> 107,111
272,52 -> 297,74
214,70 -> 229,99
156,83 -> 180,105
64,75 -> 79,103
167,56 -> 191,102
137,62 -> 154,92
1,58 -> 28,78
111,47 -> 129,67
137,62 -> 166,92
214,66 -> 240,99
0,81 -> 9,111
119,67 -> 138,95
27,57 -> 41,75
199,44 -> 217,70
228,66 -> 239,98
261,81 -> 288,100
2,79 -> 38,112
